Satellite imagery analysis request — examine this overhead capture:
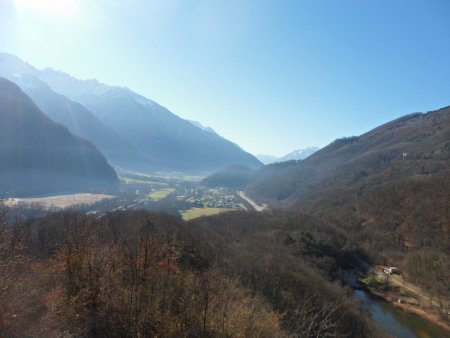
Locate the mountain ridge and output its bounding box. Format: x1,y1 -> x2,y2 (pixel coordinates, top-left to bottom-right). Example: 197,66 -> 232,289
40,66 -> 262,172
0,54 -> 151,171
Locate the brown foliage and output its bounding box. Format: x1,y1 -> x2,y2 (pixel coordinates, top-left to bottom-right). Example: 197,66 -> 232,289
2,209 -> 382,337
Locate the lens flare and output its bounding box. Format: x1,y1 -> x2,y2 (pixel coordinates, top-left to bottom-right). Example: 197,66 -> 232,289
14,0 -> 81,17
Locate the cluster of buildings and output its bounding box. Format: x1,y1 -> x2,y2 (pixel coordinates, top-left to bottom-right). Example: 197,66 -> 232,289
177,186 -> 241,209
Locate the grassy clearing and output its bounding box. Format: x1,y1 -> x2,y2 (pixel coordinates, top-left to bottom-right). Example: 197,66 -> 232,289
147,189 -> 176,201
120,177 -> 169,187
181,207 -> 237,221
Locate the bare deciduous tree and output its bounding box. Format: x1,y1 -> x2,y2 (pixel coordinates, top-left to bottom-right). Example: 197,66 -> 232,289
0,193 -> 26,336
0,194 -> 24,296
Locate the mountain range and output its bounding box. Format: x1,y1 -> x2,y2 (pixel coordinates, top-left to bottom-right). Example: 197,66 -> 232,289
256,147 -> 319,164
0,78 -> 119,197
0,53 -> 261,173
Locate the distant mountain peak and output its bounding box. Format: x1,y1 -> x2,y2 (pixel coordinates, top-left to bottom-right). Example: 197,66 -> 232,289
256,147 -> 319,164
38,67 -> 113,101
0,52 -> 37,77
279,147 -> 319,162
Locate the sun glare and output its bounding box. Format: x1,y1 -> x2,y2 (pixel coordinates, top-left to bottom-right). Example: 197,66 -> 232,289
14,0 -> 81,17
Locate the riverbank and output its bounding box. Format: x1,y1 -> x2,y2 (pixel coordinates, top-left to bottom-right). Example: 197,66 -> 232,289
365,284 -> 450,334
350,263 -> 450,335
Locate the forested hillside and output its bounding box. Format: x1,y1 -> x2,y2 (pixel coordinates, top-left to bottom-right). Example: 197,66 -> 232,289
0,209 -> 380,337
247,107 -> 450,206
202,106 -> 450,321
243,107 -> 450,316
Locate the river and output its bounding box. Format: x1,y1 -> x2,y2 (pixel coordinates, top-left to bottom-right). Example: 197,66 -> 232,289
355,290 -> 450,338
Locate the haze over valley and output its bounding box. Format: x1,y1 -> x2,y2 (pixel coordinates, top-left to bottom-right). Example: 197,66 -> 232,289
1,1 -> 449,337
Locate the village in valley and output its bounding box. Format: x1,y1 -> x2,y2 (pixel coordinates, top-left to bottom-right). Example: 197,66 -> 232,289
177,186 -> 242,209
101,172 -> 250,221
4,172 -> 258,221
176,186 -> 246,220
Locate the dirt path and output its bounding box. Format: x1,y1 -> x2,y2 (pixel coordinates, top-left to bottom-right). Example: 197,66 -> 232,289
373,267 -> 449,315
357,258 -> 448,313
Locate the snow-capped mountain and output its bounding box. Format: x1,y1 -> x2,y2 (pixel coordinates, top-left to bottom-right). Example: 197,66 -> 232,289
0,54 -> 149,171
278,147 -> 319,162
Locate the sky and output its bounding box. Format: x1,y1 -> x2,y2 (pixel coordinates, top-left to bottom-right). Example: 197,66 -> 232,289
1,0 -> 449,157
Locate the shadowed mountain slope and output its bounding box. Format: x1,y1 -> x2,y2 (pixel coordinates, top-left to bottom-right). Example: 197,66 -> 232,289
0,78 -> 119,197
0,54 -> 150,171
81,87 -> 261,172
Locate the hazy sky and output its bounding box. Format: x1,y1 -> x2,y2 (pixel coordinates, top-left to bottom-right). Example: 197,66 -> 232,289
1,0 -> 449,156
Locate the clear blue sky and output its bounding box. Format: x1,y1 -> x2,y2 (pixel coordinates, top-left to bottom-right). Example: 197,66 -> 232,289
1,0 -> 449,156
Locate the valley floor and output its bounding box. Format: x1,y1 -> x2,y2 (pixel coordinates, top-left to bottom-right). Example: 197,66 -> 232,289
5,193 -> 114,210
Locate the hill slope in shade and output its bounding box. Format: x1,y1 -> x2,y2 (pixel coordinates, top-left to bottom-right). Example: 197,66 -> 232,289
0,78 -> 119,197
81,87 -> 261,172
202,164 -> 254,188
0,54 -> 151,171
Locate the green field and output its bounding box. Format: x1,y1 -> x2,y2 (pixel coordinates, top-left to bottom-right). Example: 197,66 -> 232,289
147,188 -> 176,201
181,207 -> 237,221
120,170 -> 204,182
